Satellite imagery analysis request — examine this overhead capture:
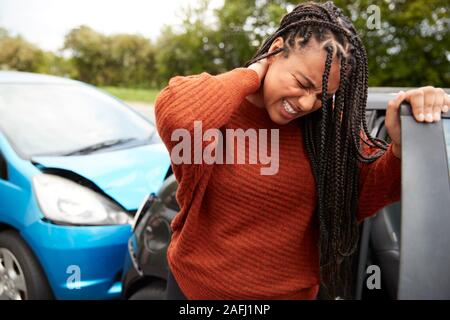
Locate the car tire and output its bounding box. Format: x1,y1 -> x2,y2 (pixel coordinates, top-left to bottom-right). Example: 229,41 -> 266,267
129,280 -> 166,300
0,230 -> 53,300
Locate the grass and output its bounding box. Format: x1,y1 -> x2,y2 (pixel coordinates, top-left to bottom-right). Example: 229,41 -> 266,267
100,86 -> 160,104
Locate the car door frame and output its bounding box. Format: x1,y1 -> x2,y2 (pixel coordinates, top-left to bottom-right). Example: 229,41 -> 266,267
396,103 -> 450,299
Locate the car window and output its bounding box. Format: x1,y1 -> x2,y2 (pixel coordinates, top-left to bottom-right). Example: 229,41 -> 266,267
443,119 -> 450,175
0,83 -> 154,158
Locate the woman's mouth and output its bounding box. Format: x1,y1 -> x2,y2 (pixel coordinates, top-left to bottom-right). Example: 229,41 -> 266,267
280,98 -> 300,119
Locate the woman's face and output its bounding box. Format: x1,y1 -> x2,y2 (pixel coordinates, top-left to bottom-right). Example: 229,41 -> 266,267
261,36 -> 342,125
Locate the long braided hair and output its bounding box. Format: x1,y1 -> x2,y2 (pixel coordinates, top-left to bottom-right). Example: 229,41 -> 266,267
245,1 -> 388,299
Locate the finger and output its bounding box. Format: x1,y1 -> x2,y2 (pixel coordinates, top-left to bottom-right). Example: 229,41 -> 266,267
248,59 -> 268,84
409,89 -> 425,122
433,88 -> 445,121
423,86 -> 435,123
386,91 -> 405,128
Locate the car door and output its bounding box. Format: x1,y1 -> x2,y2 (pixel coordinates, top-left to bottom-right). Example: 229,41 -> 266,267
355,105 -> 402,300
356,102 -> 450,299
397,103 -> 450,299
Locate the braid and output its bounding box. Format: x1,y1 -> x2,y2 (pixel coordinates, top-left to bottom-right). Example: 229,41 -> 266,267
244,1 -> 387,299
332,57 -> 348,253
317,45 -> 334,239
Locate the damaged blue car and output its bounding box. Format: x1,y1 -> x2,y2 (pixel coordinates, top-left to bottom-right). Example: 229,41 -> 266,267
0,71 -> 171,300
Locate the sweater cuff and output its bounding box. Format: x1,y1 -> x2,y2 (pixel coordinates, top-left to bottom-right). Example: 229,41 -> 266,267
385,143 -> 401,173
382,143 -> 402,202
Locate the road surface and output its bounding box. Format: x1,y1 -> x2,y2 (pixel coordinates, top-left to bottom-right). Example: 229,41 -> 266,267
126,101 -> 155,123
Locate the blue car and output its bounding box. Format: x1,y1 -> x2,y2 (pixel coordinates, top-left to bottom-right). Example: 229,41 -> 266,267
0,71 -> 171,300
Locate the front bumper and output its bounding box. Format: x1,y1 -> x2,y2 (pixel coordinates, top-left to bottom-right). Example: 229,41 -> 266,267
23,219 -> 132,300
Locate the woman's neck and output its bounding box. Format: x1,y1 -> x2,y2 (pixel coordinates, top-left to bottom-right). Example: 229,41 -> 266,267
245,85 -> 265,109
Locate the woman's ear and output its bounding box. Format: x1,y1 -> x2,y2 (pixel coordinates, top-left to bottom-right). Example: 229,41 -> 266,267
267,37 -> 285,64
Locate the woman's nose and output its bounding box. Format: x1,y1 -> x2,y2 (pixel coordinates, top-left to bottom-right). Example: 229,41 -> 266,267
297,93 -> 316,112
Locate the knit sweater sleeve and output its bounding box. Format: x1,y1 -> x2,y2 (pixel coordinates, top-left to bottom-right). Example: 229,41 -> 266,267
154,68 -> 260,231
356,143 -> 401,223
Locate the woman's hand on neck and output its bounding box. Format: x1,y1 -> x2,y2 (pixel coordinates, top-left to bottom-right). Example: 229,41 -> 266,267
246,58 -> 269,109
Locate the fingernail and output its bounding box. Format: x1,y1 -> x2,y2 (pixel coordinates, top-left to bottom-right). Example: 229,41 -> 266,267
426,113 -> 433,122
444,105 -> 449,113
434,112 -> 441,121
418,113 -> 425,122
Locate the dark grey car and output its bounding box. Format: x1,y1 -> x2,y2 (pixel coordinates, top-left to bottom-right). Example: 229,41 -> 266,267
122,88 -> 450,300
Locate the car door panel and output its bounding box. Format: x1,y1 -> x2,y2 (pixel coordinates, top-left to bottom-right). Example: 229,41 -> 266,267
397,103 -> 450,299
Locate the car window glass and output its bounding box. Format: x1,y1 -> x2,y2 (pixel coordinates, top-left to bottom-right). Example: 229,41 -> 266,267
0,84 -> 154,158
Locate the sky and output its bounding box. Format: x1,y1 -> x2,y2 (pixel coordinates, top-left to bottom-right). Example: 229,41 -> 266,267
0,0 -> 223,52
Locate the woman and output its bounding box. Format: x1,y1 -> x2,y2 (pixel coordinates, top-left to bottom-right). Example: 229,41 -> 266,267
155,1 -> 449,300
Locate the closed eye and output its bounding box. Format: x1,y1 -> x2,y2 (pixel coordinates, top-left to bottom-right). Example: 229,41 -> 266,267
292,74 -> 334,99
292,75 -> 308,89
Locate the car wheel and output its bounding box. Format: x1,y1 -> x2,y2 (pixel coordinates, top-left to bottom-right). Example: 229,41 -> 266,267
0,230 -> 53,300
129,280 -> 166,300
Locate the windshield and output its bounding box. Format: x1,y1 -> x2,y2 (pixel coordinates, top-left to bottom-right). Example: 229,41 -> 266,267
0,83 -> 154,158
444,119 -> 450,176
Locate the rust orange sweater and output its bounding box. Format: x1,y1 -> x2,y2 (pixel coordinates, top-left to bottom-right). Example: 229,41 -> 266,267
155,68 -> 401,300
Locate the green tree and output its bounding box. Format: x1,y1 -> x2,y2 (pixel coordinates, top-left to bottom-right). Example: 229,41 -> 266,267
212,0 -> 256,70
0,28 -> 47,72
2,0 -> 448,88
63,25 -> 156,87
105,33 -> 156,87
154,0 -> 223,86
180,0 -> 449,87
63,25 -> 108,84
216,0 -> 449,87
327,0 -> 449,86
